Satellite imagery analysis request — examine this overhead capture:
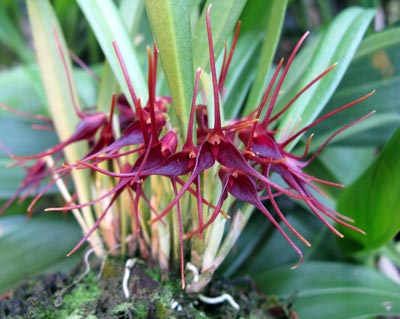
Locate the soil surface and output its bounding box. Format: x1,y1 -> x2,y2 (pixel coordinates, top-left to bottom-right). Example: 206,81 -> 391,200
0,257 -> 297,319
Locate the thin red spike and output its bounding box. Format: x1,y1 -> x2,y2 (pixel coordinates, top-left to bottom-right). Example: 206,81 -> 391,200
171,178 -> 186,289
0,103 -> 52,123
31,124 -> 54,131
175,177 -> 229,217
184,176 -> 229,239
309,198 -> 365,235
67,193 -> 119,256
183,68 -> 202,152
270,63 -> 337,123
28,169 -> 70,215
219,42 -> 228,91
206,4 -> 222,133
147,47 -> 158,142
312,197 -> 355,222
282,90 -> 375,148
69,50 -> 101,82
253,191 -> 304,269
261,32 -> 310,127
218,21 -> 241,92
289,133 -> 314,161
294,169 -> 345,188
195,175 -> 204,238
46,178 -> 129,211
267,183 -> 311,247
113,41 -> 149,145
306,110 -> 376,165
246,58 -> 284,150
112,41 -> 139,107
53,27 -> 85,119
132,184 -> 142,234
108,94 -> 117,125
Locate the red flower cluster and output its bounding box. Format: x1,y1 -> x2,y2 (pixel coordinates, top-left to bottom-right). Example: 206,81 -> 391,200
2,6 -> 374,285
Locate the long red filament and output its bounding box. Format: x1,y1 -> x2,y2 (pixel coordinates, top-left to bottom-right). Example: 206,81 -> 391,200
218,21 -> 241,92
54,28 -> 85,119
261,32 -> 310,127
206,5 -> 222,133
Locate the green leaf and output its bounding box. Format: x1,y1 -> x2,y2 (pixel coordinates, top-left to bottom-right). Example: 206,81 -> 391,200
223,39 -> 258,119
276,7 -> 376,149
0,67 -> 98,200
27,0 -> 81,150
221,210 -> 337,277
315,146 -> 376,186
0,118 -> 57,198
97,0 -> 144,113
0,215 -> 82,294
0,5 -> 34,63
27,0 -> 94,201
27,0 -> 103,252
119,0 -> 144,37
145,0 -> 194,138
77,0 -> 147,105
337,126 -> 400,253
242,0 -> 288,116
0,65 -> 46,114
255,262 -> 400,319
314,27 -> 400,146
192,0 -> 247,72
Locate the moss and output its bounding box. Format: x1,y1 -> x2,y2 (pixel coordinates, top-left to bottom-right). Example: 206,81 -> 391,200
143,262 -> 161,282
154,301 -> 169,318
2,258 -> 296,319
100,259 -> 119,280
132,301 -> 148,318
58,272 -> 101,317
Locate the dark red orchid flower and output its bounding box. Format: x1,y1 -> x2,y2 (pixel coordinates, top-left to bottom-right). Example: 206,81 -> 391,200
4,5 -> 374,290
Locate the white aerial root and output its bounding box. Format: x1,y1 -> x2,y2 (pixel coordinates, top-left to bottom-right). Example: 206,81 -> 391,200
186,262 -> 200,283
77,248 -> 96,282
186,262 -> 240,311
170,299 -> 183,311
122,258 -> 137,299
54,248 -> 96,307
198,293 -> 240,311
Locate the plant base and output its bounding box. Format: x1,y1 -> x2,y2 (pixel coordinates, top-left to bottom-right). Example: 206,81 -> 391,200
0,257 -> 297,318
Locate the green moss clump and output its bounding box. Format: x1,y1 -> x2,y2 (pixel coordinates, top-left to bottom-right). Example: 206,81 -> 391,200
155,301 -> 169,318
2,258 -> 295,319
57,272 -> 101,318
109,302 -> 135,317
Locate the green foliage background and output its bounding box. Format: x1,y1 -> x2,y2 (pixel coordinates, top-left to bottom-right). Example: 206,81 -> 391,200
1,1 -> 400,318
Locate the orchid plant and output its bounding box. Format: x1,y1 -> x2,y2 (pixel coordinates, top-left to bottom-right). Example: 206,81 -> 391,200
1,0 -> 400,317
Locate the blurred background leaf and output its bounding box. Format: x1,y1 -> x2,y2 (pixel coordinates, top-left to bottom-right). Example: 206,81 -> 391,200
255,262 -> 400,319
312,27 -> 400,147
0,215 -> 82,294
337,126 -> 400,253
0,1 -> 399,315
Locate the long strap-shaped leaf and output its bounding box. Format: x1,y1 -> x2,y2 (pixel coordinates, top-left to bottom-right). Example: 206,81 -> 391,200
0,6 -> 33,63
0,216 -> 82,294
27,0 -> 103,255
276,7 -> 375,149
255,262 -> 400,318
96,0 -> 145,113
242,0 -> 288,116
192,0 -> 247,72
337,126 -> 400,253
77,0 -> 147,105
145,0 -> 194,138
27,0 -> 81,148
314,27 -> 400,146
